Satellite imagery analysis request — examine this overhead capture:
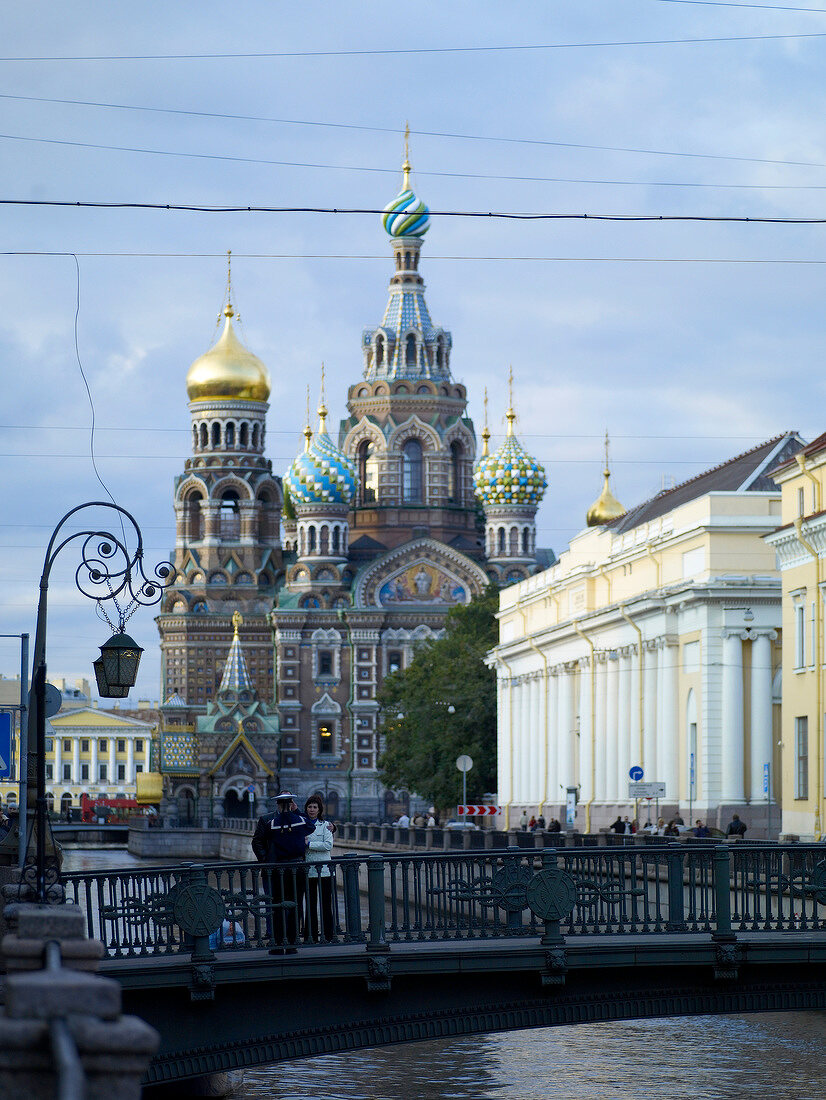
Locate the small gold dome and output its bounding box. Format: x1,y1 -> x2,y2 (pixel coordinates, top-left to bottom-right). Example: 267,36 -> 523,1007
586,470 -> 625,527
186,307 -> 271,403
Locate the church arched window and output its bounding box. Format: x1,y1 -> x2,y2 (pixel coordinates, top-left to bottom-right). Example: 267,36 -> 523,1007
497,527 -> 506,555
308,525 -> 317,553
225,422 -> 235,447
240,422 -> 249,447
522,528 -> 530,555
402,440 -> 423,503
358,440 -> 377,503
448,442 -> 462,503
376,335 -> 385,367
211,422 -> 221,448
405,334 -> 416,366
252,424 -> 260,449
199,423 -> 208,448
220,489 -> 240,540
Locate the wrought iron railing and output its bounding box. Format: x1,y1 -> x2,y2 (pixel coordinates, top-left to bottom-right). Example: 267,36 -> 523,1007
60,844 -> 826,962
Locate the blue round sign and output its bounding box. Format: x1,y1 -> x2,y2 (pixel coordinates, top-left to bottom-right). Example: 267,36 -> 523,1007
629,766 -> 644,782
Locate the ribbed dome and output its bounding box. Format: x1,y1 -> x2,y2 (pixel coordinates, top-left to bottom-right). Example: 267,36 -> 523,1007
186,307 -> 271,403
382,187 -> 430,238
284,408 -> 357,507
586,470 -> 625,526
473,410 -> 547,507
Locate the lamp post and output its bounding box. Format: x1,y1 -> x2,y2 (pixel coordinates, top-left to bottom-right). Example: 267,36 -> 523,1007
23,501 -> 173,903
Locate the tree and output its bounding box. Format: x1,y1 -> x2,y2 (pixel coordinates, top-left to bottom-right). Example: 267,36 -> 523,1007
377,588 -> 498,815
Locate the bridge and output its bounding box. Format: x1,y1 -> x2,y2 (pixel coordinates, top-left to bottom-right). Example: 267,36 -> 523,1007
61,842 -> 826,1090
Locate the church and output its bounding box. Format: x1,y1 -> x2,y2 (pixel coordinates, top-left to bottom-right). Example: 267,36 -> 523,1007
155,144 -> 550,823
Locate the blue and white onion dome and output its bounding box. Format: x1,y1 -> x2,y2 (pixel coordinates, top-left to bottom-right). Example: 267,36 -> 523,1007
284,403 -> 357,507
473,407 -> 547,507
382,152 -> 430,238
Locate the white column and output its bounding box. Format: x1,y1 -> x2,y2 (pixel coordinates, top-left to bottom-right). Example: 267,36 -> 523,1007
72,738 -> 80,787
750,631 -> 776,802
594,656 -> 607,801
109,738 -> 117,788
617,651 -> 632,798
127,738 -> 135,787
556,666 -> 571,795
53,737 -> 62,784
644,643 -> 658,779
578,659 -> 593,802
629,645 -> 641,777
90,737 -> 98,788
660,641 -> 679,802
497,674 -> 512,809
721,630 -> 746,802
606,653 -> 620,802
530,675 -> 542,804
545,669 -> 558,811
520,679 -> 531,803
566,667 -> 578,787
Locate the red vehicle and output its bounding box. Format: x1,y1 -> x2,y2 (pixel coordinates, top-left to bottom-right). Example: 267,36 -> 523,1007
80,794 -> 141,824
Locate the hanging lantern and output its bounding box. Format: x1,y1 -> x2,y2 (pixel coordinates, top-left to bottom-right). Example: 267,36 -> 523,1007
93,632 -> 143,698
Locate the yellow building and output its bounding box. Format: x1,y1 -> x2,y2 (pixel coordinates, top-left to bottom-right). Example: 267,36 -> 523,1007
765,434 -> 826,839
491,433 -> 802,835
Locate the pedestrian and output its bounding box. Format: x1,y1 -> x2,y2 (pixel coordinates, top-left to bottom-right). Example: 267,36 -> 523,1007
304,794 -> 336,943
664,819 -> 680,837
726,813 -> 747,838
623,816 -> 633,835
673,812 -> 685,826
251,791 -> 315,954
547,818 -> 561,833
394,811 -> 410,828
519,810 -> 528,831
426,812 -> 437,827
536,814 -> 546,830
694,819 -> 710,838
610,815 -> 625,835
528,815 -> 537,832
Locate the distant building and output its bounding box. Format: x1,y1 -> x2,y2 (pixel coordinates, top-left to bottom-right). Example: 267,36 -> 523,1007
765,434 -> 826,839
491,433 -> 802,834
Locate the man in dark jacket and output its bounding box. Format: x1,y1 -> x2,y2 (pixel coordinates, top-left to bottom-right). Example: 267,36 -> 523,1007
726,814 -> 747,838
252,792 -> 314,953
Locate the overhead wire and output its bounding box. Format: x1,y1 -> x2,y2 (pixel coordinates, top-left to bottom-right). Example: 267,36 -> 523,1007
3,251 -> 826,264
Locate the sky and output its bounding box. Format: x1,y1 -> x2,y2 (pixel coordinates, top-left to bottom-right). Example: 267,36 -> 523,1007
2,1 -> 826,703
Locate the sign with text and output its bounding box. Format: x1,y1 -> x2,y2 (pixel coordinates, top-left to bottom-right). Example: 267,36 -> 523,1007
457,804 -> 500,816
0,712 -> 11,779
628,781 -> 666,799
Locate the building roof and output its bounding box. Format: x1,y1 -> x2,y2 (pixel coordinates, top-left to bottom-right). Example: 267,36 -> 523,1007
607,431 -> 804,535
771,429 -> 826,474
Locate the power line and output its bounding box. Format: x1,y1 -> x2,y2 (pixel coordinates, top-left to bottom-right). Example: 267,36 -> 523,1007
653,0 -> 826,10
2,31 -> 826,62
1,91 -> 823,170
2,200 -> 826,224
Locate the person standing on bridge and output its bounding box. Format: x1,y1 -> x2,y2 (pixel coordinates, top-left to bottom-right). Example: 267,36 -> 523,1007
252,791 -> 315,954
304,794 -> 336,943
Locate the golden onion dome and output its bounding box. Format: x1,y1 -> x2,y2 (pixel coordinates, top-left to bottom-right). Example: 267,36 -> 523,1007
586,469 -> 625,527
186,305 -> 271,403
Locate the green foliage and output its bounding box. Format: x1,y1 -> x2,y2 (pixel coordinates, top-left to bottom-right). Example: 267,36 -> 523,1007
377,588 -> 498,814
282,481 -> 296,522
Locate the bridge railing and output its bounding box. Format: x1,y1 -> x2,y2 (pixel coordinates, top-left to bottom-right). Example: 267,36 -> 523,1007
60,843 -> 826,960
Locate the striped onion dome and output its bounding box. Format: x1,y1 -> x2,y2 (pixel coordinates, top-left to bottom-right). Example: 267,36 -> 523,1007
382,186 -> 430,238
473,408 -> 547,507
284,404 -> 358,507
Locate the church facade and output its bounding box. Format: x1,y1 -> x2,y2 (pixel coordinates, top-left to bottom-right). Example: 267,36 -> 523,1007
156,149 -> 549,821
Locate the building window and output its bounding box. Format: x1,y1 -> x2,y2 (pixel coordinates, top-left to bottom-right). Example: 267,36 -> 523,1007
135,764 -> 143,774
318,650 -> 333,676
46,764 -> 53,780
62,763 -> 71,781
317,722 -> 333,754
63,739 -> 71,753
402,440 -> 423,503
98,739 -> 107,752
98,764 -> 107,782
81,740 -> 89,753
45,738 -> 53,752
81,764 -> 89,782
798,486 -> 805,517
118,764 -> 126,781
795,716 -> 809,798
135,740 -> 144,753
795,604 -> 806,669
117,740 -> 126,753
388,651 -> 402,674
448,441 -> 462,503
358,440 -> 378,504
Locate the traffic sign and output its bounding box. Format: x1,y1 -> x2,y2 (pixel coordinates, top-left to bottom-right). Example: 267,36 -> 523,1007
628,781 -> 666,798
0,712 -> 11,779
629,766 -> 644,782
455,755 -> 474,773
457,804 -> 500,816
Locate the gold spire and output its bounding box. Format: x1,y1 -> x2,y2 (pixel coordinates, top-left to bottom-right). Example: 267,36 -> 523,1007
505,366 -> 516,437
224,249 -> 234,318
481,387 -> 490,456
402,121 -> 411,190
231,610 -> 243,636
317,362 -> 328,433
586,429 -> 625,527
303,384 -> 312,451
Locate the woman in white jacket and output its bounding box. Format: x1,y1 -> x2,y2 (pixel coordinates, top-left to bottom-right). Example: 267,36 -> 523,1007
303,794 -> 335,942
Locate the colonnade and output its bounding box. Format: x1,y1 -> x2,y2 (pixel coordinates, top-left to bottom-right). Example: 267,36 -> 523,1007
499,628 -> 777,810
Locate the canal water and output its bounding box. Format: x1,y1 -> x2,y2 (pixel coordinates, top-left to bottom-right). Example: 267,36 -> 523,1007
63,850 -> 826,1099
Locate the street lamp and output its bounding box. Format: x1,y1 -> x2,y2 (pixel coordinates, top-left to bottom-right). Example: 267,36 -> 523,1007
22,501 -> 174,904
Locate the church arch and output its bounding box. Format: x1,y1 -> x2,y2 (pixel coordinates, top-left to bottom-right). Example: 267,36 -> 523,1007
225,421 -> 235,447
211,422 -> 221,448
199,423 -> 208,448
402,440 -> 424,503
219,489 -> 240,540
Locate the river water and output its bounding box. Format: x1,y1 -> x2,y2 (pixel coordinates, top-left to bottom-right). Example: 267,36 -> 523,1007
63,849 -> 826,1100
